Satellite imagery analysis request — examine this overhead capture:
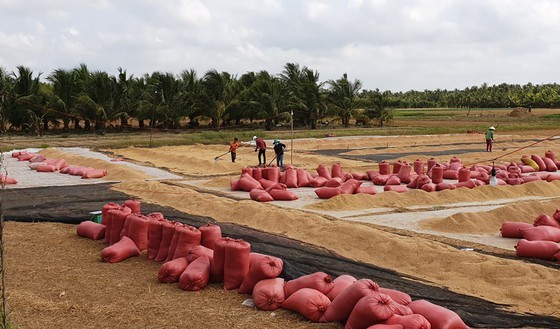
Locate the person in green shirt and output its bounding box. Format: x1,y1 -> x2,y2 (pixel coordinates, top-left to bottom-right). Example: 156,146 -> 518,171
486,126 -> 495,152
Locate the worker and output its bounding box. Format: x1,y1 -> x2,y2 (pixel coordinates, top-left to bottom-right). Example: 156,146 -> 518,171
253,136 -> 267,167
486,126 -> 495,152
228,137 -> 240,163
273,139 -> 287,168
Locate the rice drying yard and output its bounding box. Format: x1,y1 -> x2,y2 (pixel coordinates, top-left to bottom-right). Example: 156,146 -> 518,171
3,115 -> 560,328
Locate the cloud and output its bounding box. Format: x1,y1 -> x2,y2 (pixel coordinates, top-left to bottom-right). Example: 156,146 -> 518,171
0,0 -> 559,91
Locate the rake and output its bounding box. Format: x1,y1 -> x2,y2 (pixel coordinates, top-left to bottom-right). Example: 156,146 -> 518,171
213,151 -> 230,161
493,141 -> 508,151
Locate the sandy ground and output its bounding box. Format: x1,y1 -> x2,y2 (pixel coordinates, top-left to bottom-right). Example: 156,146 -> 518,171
5,131 -> 560,328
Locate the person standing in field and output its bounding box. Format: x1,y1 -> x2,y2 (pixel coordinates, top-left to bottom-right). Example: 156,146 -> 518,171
273,139 -> 287,168
486,126 -> 495,152
253,136 -> 267,167
228,137 -> 240,163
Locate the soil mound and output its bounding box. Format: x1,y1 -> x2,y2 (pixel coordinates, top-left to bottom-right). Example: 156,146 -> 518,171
509,107 -> 531,117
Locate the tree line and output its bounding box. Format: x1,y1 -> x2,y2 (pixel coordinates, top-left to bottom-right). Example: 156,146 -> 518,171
0,62 -> 558,134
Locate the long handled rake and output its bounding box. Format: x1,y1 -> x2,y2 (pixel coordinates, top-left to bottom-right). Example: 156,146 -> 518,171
493,141 -> 507,151
213,151 -> 230,161
267,156 -> 277,166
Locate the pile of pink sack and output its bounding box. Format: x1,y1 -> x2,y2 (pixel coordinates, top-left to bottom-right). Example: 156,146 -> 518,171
12,150 -> 107,179
230,149 -> 560,200
77,200 -> 470,328
500,209 -> 560,261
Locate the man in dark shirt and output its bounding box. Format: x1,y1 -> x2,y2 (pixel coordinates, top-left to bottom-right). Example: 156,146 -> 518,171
273,139 -> 286,168
253,136 -> 267,167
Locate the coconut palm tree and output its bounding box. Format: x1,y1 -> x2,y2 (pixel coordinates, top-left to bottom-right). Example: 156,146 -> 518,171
363,88 -> 394,126
326,73 -> 364,127
9,66 -> 42,132
74,70 -> 114,131
0,67 -> 14,133
245,71 -> 287,130
113,67 -> 134,129
47,68 -> 78,131
280,63 -> 326,129
198,69 -> 242,129
179,69 -> 201,126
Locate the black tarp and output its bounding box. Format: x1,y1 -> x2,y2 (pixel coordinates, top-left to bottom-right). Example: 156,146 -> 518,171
2,183 -> 560,328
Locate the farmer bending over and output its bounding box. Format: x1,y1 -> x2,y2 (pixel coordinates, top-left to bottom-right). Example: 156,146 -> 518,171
253,136 -> 267,167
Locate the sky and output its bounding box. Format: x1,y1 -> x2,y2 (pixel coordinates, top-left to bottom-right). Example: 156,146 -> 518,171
1,0 -> 559,92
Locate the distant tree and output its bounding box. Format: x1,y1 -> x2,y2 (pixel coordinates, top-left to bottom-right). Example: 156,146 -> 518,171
245,71 -> 287,130
363,89 -> 394,126
198,69 -> 242,129
326,73 -> 364,127
281,63 -> 326,129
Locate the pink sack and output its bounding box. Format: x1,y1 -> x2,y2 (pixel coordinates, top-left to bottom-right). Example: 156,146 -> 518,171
355,186 -> 378,195
210,237 -> 231,283
101,236 -> 140,263
382,314 -> 431,329
36,164 -> 57,172
250,188 -> 274,202
345,294 -> 396,329
284,272 -> 334,298
542,157 -> 558,172
253,278 -> 286,311
127,214 -> 150,251
378,287 -> 412,305
310,176 -> 328,187
223,239 -> 251,290
367,170 -> 381,181
265,182 -> 287,193
421,183 -> 437,192
534,214 -> 560,229
185,245 -> 214,263
269,189 -> 298,201
326,274 -> 357,301
325,177 -> 344,187
199,223 -> 222,250
323,279 -> 380,322
500,221 -> 534,238
172,226 -> 202,259
373,174 -> 391,186
407,299 -> 469,329
384,185 -> 408,193
397,163 -> 412,184
154,221 -> 177,262
238,253 -> 284,294
297,169 -> 311,187
165,224 -> 186,262
158,257 -> 189,283
515,239 -> 560,260
531,154 -> 547,171
147,217 -> 165,260
315,187 -> 342,199
283,168 -> 298,188
520,226 -> 560,242
332,163 -> 344,178
259,178 -> 277,190
281,288 -> 330,322
82,169 -> 107,179
385,176 -> 401,186
230,179 -> 240,191
317,164 -> 332,179
340,179 -> 362,194
76,221 -> 106,240
178,255 -> 211,291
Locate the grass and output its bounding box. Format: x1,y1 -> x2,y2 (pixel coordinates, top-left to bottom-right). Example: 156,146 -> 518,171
2,108 -> 560,151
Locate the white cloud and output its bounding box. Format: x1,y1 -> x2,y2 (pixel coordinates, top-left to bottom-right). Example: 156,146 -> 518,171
0,0 -> 559,90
